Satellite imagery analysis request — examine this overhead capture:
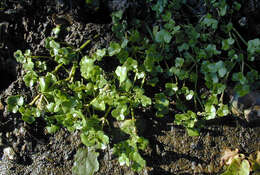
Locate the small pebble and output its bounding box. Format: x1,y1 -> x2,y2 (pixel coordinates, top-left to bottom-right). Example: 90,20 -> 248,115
19,126 -> 26,137
191,161 -> 196,170
239,17 -> 247,27
5,132 -> 10,138
3,147 -> 16,160
12,142 -> 19,151
21,143 -> 27,152
13,128 -> 19,137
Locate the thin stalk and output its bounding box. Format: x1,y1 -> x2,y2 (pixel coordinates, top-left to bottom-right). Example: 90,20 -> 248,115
31,56 -> 51,59
145,23 -> 154,41
232,32 -> 242,51
86,105 -> 91,117
131,107 -> 135,119
194,64 -> 198,109
232,27 -> 248,47
220,91 -> 224,104
101,106 -> 112,128
77,40 -> 91,52
141,75 -> 146,88
195,95 -> 204,110
164,59 -> 176,84
65,63 -> 77,82
52,63 -> 64,74
188,63 -> 196,73
36,94 -> 44,110
102,106 -> 112,119
59,42 -> 76,49
43,95 -> 49,105
133,73 -> 137,86
29,94 -> 40,106
224,62 -> 237,82
231,32 -> 244,73
244,62 -> 254,70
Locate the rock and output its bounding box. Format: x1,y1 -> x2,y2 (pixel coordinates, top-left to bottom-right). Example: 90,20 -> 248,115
107,0 -> 128,12
51,13 -> 73,27
230,90 -> 260,122
3,147 -> 17,161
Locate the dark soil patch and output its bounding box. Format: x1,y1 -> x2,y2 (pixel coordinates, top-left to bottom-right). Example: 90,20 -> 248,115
0,1 -> 260,175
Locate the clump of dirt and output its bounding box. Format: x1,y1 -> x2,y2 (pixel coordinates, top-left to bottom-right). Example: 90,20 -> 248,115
0,1 -> 260,175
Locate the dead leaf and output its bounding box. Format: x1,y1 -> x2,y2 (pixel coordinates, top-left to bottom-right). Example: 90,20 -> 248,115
0,101 -> 4,110
220,148 -> 239,166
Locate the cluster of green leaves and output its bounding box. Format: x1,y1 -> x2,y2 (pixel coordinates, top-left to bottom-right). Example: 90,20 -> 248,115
110,0 -> 259,136
113,119 -> 148,171
7,26 -> 149,173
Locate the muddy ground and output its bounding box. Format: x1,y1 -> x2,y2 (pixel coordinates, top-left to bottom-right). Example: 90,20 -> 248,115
0,0 -> 260,175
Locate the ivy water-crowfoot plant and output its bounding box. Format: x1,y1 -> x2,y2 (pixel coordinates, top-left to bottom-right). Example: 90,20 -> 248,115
8,27 -> 150,174
110,0 -> 259,136
6,0 -> 260,173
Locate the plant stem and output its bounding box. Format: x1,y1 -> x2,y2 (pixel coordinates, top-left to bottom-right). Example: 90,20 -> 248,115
195,95 -> 204,110
101,106 -> 112,128
103,106 -> 112,119
194,64 -> 198,109
77,40 -> 91,52
36,94 -> 44,110
241,57 -> 244,74
52,63 -> 64,74
65,63 -> 77,82
29,94 -> 40,106
131,108 -> 135,119
145,23 -> 154,41
141,75 -> 146,88
244,62 -> 254,70
31,56 -> 51,59
232,27 -> 248,47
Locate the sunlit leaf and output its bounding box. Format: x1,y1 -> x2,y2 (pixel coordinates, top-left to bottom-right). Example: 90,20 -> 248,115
46,124 -> 60,134
222,38 -> 234,51
217,104 -> 229,117
23,71 -> 38,87
115,66 -> 127,85
154,93 -> 169,117
91,97 -> 106,111
39,73 -> 57,92
72,148 -> 99,175
175,57 -> 184,68
7,95 -> 24,113
108,42 -> 121,56
248,39 -> 260,55
175,110 -> 197,128
155,29 -> 172,43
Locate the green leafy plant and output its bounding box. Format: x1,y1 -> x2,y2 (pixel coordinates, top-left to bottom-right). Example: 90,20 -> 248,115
8,27 -> 149,173
110,0 -> 259,134
7,0 -> 260,173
